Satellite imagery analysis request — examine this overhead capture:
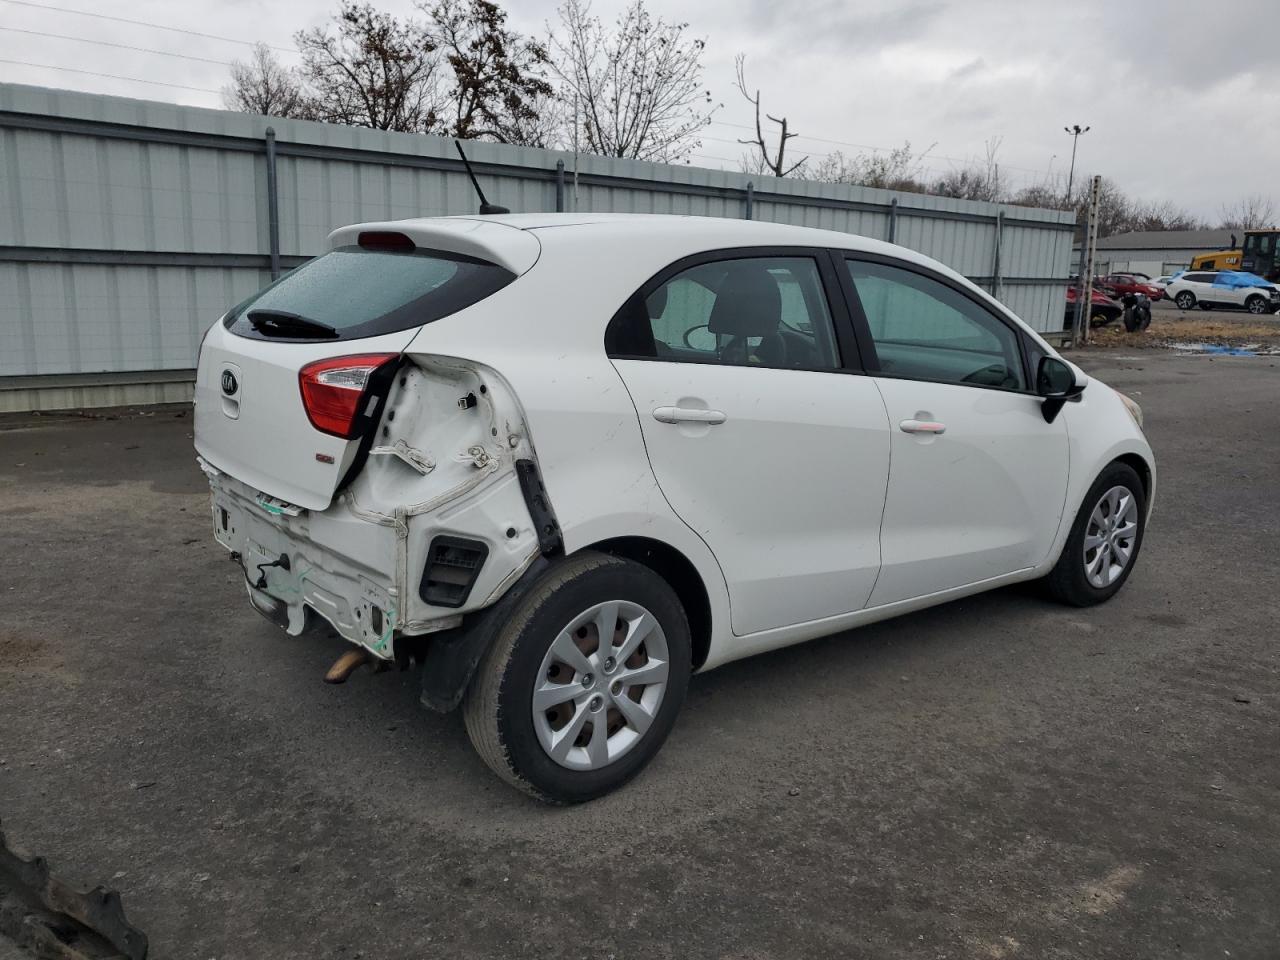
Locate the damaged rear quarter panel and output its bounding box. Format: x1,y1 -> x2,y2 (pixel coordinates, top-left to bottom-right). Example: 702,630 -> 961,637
398,235 -> 734,662
343,355 -> 543,633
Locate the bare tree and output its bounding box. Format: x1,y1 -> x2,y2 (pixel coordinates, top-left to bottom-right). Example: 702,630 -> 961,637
1008,182 -> 1067,211
799,142 -> 935,194
1219,194 -> 1276,231
222,43 -> 306,118
733,55 -> 805,177
548,0 -> 718,163
1126,199 -> 1202,232
424,0 -> 555,144
295,2 -> 445,132
932,138 -> 1003,202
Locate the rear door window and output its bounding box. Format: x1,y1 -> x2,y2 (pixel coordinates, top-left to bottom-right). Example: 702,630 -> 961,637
607,256 -> 841,370
226,247 -> 515,342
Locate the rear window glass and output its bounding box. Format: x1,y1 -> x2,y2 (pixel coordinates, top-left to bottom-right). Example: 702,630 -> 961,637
225,247 -> 515,341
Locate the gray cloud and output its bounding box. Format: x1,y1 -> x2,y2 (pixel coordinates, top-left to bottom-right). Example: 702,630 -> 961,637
0,0 -> 1276,219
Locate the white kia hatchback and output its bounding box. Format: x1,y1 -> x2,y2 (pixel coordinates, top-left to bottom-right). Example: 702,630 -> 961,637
194,214 -> 1155,802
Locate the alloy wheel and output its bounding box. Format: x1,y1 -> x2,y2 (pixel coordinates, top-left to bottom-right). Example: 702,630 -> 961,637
532,600 -> 670,771
1082,485 -> 1139,589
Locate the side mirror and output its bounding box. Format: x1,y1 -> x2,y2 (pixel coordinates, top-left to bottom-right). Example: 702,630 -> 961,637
1037,356 -> 1086,423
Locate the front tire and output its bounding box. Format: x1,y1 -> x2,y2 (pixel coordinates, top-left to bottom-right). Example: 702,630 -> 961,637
1246,295 -> 1268,315
463,551 -> 691,803
1175,291 -> 1196,310
1042,462 -> 1146,606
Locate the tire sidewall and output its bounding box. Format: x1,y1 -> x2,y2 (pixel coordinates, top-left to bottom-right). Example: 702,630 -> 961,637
1059,463 -> 1147,604
492,557 -> 692,802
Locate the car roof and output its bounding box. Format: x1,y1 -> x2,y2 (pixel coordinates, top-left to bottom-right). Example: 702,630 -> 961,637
337,212 -> 949,274
329,212 -> 1039,341
444,212 -> 905,251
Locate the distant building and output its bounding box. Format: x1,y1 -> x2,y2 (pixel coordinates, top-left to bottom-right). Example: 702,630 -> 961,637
1073,229 -> 1239,277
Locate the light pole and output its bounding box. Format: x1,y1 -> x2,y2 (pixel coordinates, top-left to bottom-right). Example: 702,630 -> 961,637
1064,124 -> 1090,204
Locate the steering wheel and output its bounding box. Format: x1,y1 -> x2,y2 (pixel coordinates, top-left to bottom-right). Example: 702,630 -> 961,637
683,324 -> 712,349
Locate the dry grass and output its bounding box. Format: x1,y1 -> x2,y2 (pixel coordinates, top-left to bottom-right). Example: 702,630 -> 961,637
1084,314 -> 1280,350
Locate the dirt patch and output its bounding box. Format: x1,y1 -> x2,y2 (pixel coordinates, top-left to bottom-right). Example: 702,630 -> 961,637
1077,865 -> 1143,917
1081,316 -> 1280,352
0,631 -> 79,687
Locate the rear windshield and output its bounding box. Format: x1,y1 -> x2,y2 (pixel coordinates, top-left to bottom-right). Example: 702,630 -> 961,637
225,246 -> 515,342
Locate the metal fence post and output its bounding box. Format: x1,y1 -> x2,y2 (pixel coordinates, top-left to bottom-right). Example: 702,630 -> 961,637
887,197 -> 898,244
1072,175 -> 1103,348
264,127 -> 281,280
555,160 -> 565,213
744,182 -> 754,220
992,210 -> 1004,297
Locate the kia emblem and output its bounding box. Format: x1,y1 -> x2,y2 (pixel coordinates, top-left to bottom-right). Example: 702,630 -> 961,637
221,369 -> 239,396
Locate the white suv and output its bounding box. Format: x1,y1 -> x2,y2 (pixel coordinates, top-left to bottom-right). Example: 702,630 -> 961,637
1166,271 -> 1280,313
194,214 -> 1155,802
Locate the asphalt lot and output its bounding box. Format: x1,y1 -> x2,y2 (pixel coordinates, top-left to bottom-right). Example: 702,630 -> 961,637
2,351 -> 1278,959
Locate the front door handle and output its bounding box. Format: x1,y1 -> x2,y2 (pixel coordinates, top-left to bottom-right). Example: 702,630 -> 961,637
899,418 -> 946,435
653,406 -> 727,425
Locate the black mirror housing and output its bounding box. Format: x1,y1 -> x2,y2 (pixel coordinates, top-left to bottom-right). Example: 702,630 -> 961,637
1037,356 -> 1076,397
1037,356 -> 1085,423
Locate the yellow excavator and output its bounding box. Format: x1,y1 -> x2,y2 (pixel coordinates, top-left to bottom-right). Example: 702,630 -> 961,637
1191,229 -> 1280,279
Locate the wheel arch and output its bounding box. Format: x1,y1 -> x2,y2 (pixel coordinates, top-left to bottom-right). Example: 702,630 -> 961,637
1110,452 -> 1155,521
579,536 -> 713,670
1113,452 -> 1152,501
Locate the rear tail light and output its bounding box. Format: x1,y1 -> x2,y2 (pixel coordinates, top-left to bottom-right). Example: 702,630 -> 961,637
298,353 -> 397,438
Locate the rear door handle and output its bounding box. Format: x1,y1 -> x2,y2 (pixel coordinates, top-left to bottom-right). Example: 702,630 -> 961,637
653,406 -> 727,425
899,419 -> 946,435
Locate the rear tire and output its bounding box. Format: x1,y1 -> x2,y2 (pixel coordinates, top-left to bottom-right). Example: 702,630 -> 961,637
1175,291 -> 1196,310
1042,462 -> 1146,607
463,551 -> 691,803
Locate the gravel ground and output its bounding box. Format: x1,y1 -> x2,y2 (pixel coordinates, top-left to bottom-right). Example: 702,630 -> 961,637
1079,300 -> 1280,352
1,352 -> 1277,959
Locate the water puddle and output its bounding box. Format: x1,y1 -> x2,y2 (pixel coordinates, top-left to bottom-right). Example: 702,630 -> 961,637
1164,342 -> 1280,357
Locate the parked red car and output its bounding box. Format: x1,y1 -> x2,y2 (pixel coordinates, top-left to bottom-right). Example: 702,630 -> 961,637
1065,286 -> 1123,328
1100,273 -> 1164,300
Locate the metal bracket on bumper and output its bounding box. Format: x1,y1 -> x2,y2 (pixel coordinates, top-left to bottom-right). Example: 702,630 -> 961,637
0,819 -> 149,959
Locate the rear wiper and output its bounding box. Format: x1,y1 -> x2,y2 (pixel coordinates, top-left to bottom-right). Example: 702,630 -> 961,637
247,309 -> 339,338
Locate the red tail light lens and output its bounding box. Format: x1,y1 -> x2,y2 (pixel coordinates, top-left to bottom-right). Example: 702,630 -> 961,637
299,353 -> 397,438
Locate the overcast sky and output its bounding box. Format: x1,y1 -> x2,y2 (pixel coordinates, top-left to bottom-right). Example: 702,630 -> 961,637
2,0 -> 1276,221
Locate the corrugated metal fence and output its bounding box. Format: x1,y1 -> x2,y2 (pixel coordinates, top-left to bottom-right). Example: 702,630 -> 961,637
0,83 -> 1075,412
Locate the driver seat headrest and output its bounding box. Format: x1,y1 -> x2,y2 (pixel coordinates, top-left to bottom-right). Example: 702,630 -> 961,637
708,263 -> 781,338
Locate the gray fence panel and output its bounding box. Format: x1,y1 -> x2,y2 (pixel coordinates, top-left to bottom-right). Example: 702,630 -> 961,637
0,81 -> 1075,391
1,261 -> 268,375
